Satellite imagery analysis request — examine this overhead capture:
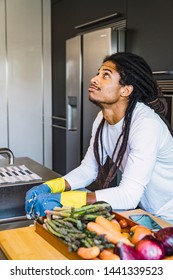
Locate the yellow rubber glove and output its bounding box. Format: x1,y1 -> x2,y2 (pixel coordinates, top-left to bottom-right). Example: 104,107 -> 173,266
60,190 -> 87,208
44,177 -> 65,193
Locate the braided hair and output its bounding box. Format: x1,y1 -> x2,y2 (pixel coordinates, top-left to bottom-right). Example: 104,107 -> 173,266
94,52 -> 173,189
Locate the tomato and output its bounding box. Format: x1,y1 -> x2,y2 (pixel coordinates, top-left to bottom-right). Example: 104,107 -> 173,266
119,219 -> 128,229
129,225 -> 153,245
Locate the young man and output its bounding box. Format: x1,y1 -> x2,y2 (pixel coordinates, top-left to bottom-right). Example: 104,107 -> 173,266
25,52 -> 173,224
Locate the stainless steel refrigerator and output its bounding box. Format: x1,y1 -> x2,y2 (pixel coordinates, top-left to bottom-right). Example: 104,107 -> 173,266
66,20 -> 126,173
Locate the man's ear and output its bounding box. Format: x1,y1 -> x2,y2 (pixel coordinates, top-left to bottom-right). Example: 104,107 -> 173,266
121,85 -> 133,97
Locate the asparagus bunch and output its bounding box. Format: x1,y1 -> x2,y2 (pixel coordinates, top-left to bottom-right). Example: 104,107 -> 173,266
45,201 -> 114,222
44,201 -> 115,252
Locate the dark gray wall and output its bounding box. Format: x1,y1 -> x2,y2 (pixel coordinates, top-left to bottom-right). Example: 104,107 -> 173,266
51,0 -> 173,174
126,0 -> 173,71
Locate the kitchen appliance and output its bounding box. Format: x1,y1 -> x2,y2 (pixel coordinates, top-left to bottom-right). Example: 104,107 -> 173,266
66,20 -> 126,173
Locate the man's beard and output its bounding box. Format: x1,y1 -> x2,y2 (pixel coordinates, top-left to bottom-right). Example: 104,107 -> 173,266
89,96 -> 103,109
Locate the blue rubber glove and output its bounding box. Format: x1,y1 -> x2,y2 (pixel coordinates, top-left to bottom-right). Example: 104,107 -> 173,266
31,193 -> 62,218
27,190 -> 87,219
25,178 -> 65,219
25,183 -> 51,218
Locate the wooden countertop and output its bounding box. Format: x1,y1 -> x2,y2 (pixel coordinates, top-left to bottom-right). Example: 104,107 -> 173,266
0,225 -> 67,260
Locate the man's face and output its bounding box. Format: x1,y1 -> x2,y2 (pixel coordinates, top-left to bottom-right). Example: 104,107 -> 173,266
88,61 -> 124,108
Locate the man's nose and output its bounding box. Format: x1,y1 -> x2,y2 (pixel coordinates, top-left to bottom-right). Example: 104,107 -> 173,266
90,75 -> 99,84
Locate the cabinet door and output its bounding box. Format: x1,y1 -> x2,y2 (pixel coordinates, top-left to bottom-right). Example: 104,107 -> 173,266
7,0 -> 43,163
0,0 -> 8,147
0,0 -> 51,167
52,125 -> 66,175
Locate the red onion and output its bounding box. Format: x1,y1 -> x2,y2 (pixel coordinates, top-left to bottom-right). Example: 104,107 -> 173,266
156,227 -> 173,256
135,235 -> 165,260
115,242 -> 142,260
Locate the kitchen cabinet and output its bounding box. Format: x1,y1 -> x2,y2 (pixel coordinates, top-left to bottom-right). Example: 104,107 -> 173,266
0,0 -> 52,168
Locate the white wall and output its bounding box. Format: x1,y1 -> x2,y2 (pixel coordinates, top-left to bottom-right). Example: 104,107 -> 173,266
0,0 -> 52,168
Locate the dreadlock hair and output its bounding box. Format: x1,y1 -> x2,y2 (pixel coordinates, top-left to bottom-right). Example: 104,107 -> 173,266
94,52 -> 173,189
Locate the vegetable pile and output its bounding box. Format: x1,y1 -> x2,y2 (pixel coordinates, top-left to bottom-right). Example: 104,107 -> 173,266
44,202 -> 117,255
42,202 -> 173,260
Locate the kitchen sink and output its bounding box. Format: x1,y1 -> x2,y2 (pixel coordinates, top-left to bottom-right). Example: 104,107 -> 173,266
0,156 -> 60,225
0,216 -> 34,231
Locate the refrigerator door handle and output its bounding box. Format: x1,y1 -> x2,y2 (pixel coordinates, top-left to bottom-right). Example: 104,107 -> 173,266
67,96 -> 77,131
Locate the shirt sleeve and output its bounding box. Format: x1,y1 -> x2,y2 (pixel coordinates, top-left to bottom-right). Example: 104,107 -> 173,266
96,118 -> 163,210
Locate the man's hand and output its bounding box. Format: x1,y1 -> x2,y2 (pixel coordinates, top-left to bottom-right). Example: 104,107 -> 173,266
26,190 -> 87,219
25,178 -> 65,218
32,193 -> 62,218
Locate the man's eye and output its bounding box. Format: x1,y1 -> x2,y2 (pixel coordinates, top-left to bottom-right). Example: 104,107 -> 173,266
103,72 -> 110,78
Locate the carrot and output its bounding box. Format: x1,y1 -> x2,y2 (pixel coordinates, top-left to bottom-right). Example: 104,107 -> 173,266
99,249 -> 120,260
110,219 -> 122,232
103,248 -> 114,253
87,221 -> 133,245
163,255 -> 173,260
95,216 -> 121,232
77,246 -> 100,259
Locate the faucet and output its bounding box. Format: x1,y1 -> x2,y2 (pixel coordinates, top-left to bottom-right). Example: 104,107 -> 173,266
0,148 -> 14,165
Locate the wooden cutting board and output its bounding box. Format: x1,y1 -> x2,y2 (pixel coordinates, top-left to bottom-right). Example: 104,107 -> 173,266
0,225 -> 68,260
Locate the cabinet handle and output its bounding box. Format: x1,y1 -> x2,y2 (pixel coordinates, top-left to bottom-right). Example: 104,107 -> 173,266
152,71 -> 173,74
67,96 -> 77,131
52,124 -> 66,130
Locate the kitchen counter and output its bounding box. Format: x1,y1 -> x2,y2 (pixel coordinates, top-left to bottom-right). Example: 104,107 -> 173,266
0,156 -> 60,183
0,225 -> 67,260
0,157 -> 61,229
0,156 -> 65,259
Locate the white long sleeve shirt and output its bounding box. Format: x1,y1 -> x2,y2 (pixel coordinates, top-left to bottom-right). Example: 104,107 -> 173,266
64,102 -> 173,224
